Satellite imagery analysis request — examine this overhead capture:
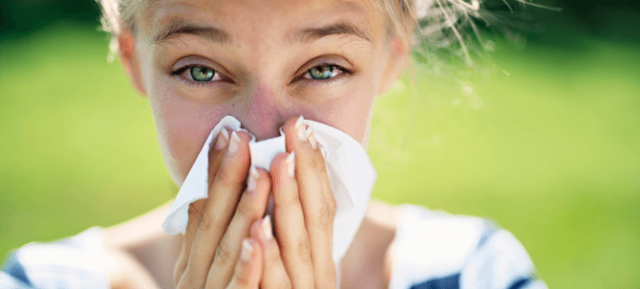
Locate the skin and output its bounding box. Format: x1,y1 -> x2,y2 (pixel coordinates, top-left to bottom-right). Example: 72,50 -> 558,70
105,0 -> 413,288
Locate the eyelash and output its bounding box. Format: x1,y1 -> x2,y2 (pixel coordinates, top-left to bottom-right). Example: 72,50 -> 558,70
298,63 -> 352,86
170,64 -> 225,87
170,62 -> 352,87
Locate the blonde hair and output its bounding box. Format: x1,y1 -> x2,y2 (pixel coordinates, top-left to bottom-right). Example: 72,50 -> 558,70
97,0 -> 531,66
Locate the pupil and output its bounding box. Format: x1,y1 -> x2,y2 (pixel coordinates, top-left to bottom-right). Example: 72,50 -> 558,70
310,65 -> 333,80
190,67 -> 214,82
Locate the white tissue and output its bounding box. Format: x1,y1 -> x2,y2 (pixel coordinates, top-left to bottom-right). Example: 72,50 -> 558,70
161,115 -> 376,263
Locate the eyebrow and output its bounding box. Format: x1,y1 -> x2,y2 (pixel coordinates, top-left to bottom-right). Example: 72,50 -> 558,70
153,21 -> 231,44
292,21 -> 372,44
153,20 -> 371,46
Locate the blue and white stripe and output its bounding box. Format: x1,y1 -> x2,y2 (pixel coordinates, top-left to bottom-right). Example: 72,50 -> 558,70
391,205 -> 546,289
0,227 -> 109,289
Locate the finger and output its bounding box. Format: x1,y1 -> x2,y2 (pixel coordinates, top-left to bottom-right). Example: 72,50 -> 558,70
177,130 -> 253,288
209,128 -> 232,188
250,216 -> 291,289
307,130 -> 337,221
173,200 -> 204,286
270,152 -> 314,289
283,116 -> 336,287
285,118 -> 336,223
283,116 -> 327,212
307,129 -> 338,287
174,128 -> 230,285
206,168 -> 271,288
226,238 -> 263,289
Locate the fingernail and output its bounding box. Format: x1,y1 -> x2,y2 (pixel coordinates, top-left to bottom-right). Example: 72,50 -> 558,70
241,239 -> 254,262
261,215 -> 273,240
295,116 -> 307,141
247,167 -> 259,192
228,131 -> 240,155
214,129 -> 229,150
285,152 -> 295,177
306,128 -> 317,150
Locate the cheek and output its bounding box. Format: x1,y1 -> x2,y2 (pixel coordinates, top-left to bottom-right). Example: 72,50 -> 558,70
342,80 -> 378,145
148,80 -> 234,186
304,75 -> 379,146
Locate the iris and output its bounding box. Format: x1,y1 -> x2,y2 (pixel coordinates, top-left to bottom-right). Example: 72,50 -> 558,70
190,67 -> 215,82
308,65 -> 334,80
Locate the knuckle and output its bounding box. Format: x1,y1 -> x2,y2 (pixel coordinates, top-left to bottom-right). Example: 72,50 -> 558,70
213,239 -> 233,268
279,189 -> 301,208
236,198 -> 258,219
187,203 -> 202,220
303,153 -> 318,169
316,204 -> 332,229
197,210 -> 217,231
235,203 -> 252,219
296,237 -> 312,262
216,164 -> 238,186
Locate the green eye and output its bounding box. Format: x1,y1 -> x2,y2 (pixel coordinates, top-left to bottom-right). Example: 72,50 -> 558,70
308,65 -> 334,80
190,66 -> 215,82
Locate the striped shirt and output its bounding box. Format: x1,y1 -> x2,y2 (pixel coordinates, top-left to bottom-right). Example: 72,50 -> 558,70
1,205 -> 546,289
0,227 -> 109,289
390,205 -> 546,289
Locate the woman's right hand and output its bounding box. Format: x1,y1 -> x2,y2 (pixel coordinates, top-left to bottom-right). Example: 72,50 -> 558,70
173,129 -> 272,289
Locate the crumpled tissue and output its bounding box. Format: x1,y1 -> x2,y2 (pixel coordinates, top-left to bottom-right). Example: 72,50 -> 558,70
161,115 -> 376,264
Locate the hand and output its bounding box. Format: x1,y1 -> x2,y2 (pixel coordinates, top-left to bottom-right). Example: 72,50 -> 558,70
250,116 -> 338,289
173,128 -> 272,289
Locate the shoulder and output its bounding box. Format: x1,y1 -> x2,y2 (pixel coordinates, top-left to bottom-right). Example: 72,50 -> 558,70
388,204 -> 547,289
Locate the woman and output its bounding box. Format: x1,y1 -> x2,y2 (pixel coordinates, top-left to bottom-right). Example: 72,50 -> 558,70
1,0 -> 546,288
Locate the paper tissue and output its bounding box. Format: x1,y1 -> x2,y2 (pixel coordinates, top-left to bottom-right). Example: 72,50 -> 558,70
161,115 -> 376,264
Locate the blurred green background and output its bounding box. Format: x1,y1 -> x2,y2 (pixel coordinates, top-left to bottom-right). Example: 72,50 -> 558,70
1,0 -> 639,288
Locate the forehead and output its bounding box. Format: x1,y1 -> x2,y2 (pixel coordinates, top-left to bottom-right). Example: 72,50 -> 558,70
139,0 -> 386,44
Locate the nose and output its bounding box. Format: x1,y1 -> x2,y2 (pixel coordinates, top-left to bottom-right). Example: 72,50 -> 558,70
239,84 -> 283,141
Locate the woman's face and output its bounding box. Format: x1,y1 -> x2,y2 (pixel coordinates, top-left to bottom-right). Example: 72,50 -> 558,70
123,0 -> 406,186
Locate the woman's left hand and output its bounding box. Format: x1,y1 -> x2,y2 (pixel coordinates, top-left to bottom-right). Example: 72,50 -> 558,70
250,116 -> 337,289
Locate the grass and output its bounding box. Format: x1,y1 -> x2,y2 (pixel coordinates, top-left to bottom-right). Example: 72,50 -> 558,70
1,22 -> 639,288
